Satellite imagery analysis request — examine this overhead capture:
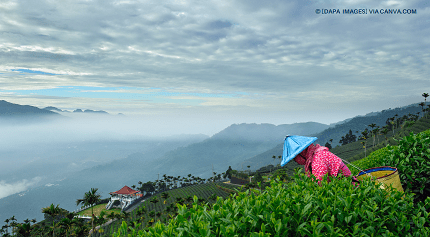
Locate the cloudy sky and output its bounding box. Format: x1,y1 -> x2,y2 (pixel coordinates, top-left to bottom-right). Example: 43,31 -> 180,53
0,0 -> 429,135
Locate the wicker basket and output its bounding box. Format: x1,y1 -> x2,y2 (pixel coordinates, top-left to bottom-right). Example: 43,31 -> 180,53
356,166 -> 404,194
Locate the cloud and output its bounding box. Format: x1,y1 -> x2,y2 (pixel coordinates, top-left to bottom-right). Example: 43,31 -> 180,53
0,177 -> 42,199
0,0 -> 428,126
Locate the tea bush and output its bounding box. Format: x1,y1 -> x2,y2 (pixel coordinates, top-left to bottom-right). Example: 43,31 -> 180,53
346,146 -> 393,175
382,131 -> 430,203
271,168 -> 290,182
112,169 -> 430,237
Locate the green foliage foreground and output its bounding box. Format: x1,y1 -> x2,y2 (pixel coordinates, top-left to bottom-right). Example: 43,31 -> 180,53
347,130 -> 430,204
112,170 -> 430,237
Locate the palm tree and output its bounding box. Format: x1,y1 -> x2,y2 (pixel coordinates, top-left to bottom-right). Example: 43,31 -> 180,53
14,222 -> 32,237
136,206 -> 147,221
161,192 -> 170,205
422,93 -> 429,103
277,155 -> 282,167
8,216 -> 17,235
150,196 -> 159,205
373,126 -> 380,144
427,105 -> 430,118
381,128 -> 389,146
41,204 -> 62,237
419,102 -> 426,118
212,172 -> 217,183
368,123 -> 377,147
216,173 -> 222,182
360,141 -> 367,158
73,224 -> 90,237
389,117 -> 395,135
76,188 -> 101,235
58,217 -> 76,237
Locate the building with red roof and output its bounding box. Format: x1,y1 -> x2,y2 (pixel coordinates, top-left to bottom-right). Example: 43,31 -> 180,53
106,185 -> 142,211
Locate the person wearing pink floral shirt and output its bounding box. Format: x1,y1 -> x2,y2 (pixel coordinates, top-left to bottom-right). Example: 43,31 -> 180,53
282,135 -> 358,186
294,143 -> 352,185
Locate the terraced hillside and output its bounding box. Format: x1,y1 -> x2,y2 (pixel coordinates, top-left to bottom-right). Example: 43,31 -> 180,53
98,181 -> 244,235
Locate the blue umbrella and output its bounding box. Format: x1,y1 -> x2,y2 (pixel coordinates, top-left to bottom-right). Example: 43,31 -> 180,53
281,135 -> 317,167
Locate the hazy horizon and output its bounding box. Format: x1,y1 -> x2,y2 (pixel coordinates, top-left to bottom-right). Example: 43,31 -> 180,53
0,0 -> 428,129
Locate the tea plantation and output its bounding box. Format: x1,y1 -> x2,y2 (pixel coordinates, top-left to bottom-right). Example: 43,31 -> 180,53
108,128 -> 430,236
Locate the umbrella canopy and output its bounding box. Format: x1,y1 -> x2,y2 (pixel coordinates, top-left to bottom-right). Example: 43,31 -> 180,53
281,135 -> 317,167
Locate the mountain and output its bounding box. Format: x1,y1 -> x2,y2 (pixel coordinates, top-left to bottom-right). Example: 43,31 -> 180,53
240,102 -> 428,174
0,100 -> 61,125
43,106 -> 63,112
314,103 -> 427,147
72,109 -> 109,114
133,122 -> 329,178
211,122 -> 328,142
83,109 -> 108,114
0,100 -> 59,117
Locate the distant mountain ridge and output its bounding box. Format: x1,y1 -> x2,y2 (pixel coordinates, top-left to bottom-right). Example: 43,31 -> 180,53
240,102 -> 428,172
315,103 -> 427,146
0,100 -> 59,117
211,122 -> 329,142
43,106 -> 109,114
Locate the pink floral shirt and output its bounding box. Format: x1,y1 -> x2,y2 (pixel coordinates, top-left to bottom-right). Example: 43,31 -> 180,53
295,144 -> 352,185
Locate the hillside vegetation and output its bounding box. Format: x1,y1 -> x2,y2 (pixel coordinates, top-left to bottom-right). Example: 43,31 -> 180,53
107,128 -> 430,236
2,102 -> 430,236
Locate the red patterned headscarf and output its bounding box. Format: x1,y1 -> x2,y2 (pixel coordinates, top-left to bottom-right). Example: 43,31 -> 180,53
294,144 -> 323,175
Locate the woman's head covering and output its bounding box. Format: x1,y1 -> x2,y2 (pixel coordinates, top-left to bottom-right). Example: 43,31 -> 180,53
294,149 -> 307,165
281,135 -> 317,167
301,144 -> 322,174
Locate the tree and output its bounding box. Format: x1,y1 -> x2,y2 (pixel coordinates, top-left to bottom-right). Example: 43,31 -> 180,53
73,224 -> 90,237
339,130 -> 356,145
141,181 -> 155,196
422,92 -> 429,104
368,123 -> 377,147
14,223 -> 32,237
360,141 -> 367,158
272,155 -> 277,168
41,204 -> 62,237
76,188 -> 101,236
381,128 -> 389,146
150,196 -> 159,205
373,126 -> 380,145
253,172 -> 264,190
418,102 -> 426,118
324,142 -> 332,150
388,117 -> 395,135
58,216 -> 77,237
225,166 -> 233,179
161,192 -> 170,205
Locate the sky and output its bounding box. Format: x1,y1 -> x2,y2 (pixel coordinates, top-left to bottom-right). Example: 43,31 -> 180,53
0,0 -> 429,136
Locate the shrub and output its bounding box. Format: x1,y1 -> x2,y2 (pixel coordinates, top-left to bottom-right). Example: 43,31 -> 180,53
112,169 -> 430,237
271,168 -> 289,182
231,170 -> 249,179
252,172 -> 264,184
382,131 -> 430,203
347,146 -> 393,175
